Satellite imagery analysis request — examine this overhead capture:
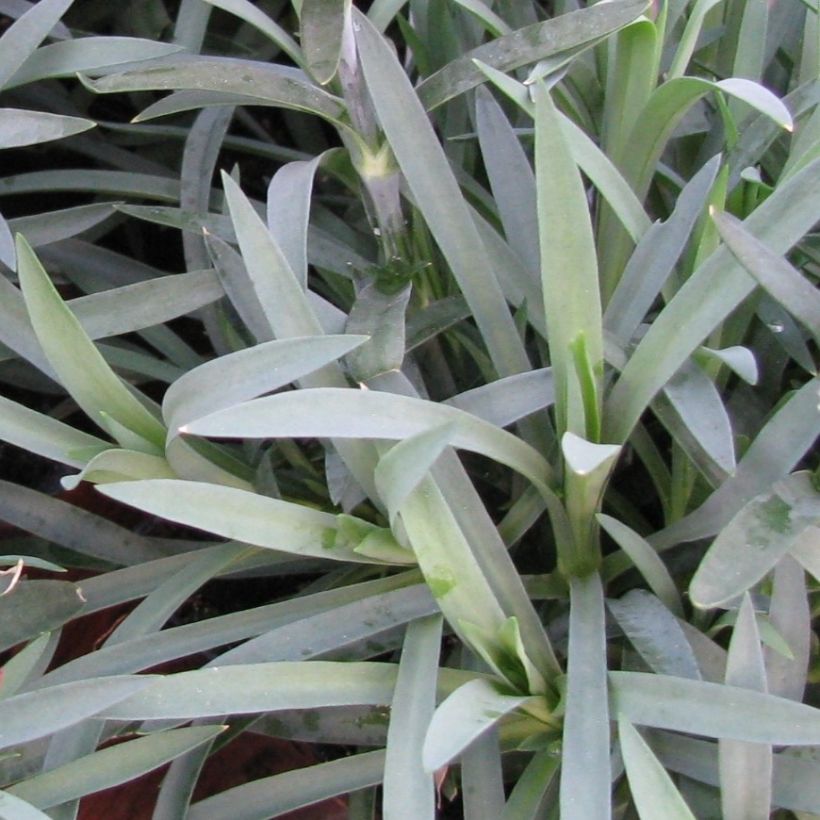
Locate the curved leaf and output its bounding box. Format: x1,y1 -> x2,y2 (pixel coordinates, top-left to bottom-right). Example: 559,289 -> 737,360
85,60 -> 346,124
5,37 -> 184,88
383,614 -> 443,819
98,479 -> 414,565
619,717 -> 696,820
182,387 -> 554,496
0,0 -> 73,89
98,662 -> 402,720
16,235 -> 166,448
422,679 -> 534,772
0,109 -> 94,149
187,750 -> 385,820
0,676 -> 155,749
690,472 -> 820,608
610,671 -> 820,743
417,0 -> 649,110
8,726 -> 225,809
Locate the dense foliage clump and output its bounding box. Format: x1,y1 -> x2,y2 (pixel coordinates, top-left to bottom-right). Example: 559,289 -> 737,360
0,1 -> 818,817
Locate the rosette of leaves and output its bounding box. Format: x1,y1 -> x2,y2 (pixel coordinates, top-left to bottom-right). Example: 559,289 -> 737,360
0,0 -> 819,818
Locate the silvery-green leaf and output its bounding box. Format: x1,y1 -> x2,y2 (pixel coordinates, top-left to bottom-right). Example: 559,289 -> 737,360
422,679 -> 535,772
0,0 -> 73,89
608,590 -> 698,678
690,473 -> 820,608
0,109 -> 94,149
619,717 -> 696,820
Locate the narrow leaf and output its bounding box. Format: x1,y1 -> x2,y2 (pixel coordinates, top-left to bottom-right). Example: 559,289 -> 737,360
0,791 -> 52,820
5,37 -> 184,88
422,679 -> 534,772
383,614 -> 443,819
187,750 -> 385,820
8,726 -> 225,809
690,472 -> 820,608
0,394 -> 109,469
201,0 -> 302,66
560,574 -> 611,819
86,60 -> 345,124
0,109 -> 94,148
417,0 -> 649,110
719,594 -> 772,820
0,676 -> 155,749
356,9 -> 531,380
610,671 -> 820,744
714,208 -> 820,345
162,335 -> 368,431
98,662 -> 402,720
16,235 -> 165,448
98,479 -> 412,565
0,581 -> 84,654
619,717 -> 696,819
0,0 -> 73,89
605,159 -> 820,445
608,590 -> 698,678
301,0 -> 347,84
535,83 -> 602,439
182,387 -> 554,495
598,515 -> 682,615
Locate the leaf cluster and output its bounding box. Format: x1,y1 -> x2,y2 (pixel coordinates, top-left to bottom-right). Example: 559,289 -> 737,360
0,0 -> 818,818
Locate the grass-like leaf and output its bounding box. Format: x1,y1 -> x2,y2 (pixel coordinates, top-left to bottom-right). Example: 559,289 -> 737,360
610,671 -> 820,743
266,154 -> 327,287
98,662 -> 406,720
560,574 -> 611,820
0,0 -> 73,89
417,0 -> 649,110
475,85 -> 539,278
201,0 -> 302,66
16,235 -> 166,449
105,543 -> 250,645
0,480 -> 173,565
604,155 -> 722,343
608,590 -> 699,679
766,556 -> 812,701
383,614 -> 443,819
8,726 -> 225,809
68,270 -> 224,340
422,679 -> 536,773
619,717 -> 696,820
0,394 -> 109,468
183,387 -> 554,495
210,583 -> 435,667
0,791 -> 52,820
162,335 -> 368,432
39,574 -> 426,686
5,37 -> 184,88
0,676 -> 155,749
0,581 -> 84,655
85,60 -> 346,124
535,84 -> 603,440
713,208 -> 820,345
651,731 -> 820,814
11,202 -> 118,246
690,472 -> 820,608
187,749 -> 386,820
719,594 -> 772,820
300,0 -> 348,85
98,479 -> 413,565
605,159 -> 820,445
355,9 -> 531,380
0,109 -> 94,149
598,516 -> 682,615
